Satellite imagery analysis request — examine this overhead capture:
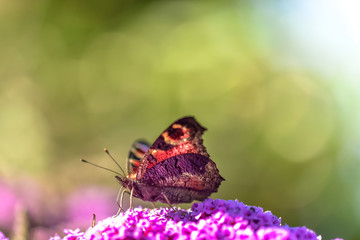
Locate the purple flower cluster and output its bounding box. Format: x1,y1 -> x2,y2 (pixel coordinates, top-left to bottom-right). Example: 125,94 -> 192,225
50,199 -> 342,240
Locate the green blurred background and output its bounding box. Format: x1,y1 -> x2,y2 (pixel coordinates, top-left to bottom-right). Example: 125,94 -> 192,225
0,0 -> 359,239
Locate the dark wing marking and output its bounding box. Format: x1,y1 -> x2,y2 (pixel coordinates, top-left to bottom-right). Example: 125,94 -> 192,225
127,139 -> 150,175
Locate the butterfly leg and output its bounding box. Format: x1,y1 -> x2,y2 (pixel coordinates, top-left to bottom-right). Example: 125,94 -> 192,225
129,187 -> 134,210
115,186 -> 123,208
161,192 -> 176,211
114,188 -> 127,217
150,202 -> 157,209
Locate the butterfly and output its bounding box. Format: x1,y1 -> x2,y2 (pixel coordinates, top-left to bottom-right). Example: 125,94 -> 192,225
114,116 -> 224,212
81,116 -> 224,213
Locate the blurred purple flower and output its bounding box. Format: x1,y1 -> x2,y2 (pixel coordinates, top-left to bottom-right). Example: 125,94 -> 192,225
32,186 -> 119,240
0,177 -> 120,240
65,186 -> 118,228
0,232 -> 9,240
0,180 -> 19,230
0,177 -> 46,232
50,199 -> 343,240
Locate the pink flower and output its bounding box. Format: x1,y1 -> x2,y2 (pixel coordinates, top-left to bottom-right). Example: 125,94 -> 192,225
50,199 -> 343,240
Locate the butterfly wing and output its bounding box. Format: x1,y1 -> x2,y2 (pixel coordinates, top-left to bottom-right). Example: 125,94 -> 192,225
127,139 -> 150,176
136,116 -> 224,202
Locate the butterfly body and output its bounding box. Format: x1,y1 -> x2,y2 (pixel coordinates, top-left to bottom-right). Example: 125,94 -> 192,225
118,116 -> 224,205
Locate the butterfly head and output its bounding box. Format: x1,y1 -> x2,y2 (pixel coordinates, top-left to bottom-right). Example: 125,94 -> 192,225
115,175 -> 132,189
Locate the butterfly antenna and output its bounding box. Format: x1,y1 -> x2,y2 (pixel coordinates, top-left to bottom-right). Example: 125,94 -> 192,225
104,148 -> 126,177
80,158 -> 122,176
